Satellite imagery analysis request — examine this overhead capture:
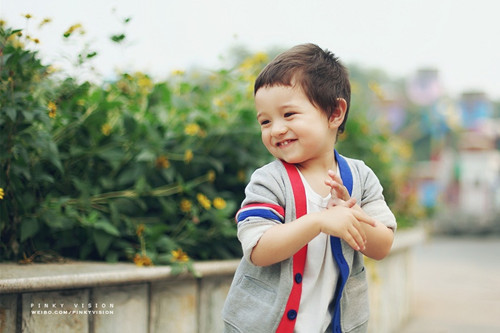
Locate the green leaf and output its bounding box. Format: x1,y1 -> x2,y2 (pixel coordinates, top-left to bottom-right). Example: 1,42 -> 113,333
5,107 -> 16,121
110,34 -> 126,43
136,150 -> 155,162
94,220 -> 120,237
93,229 -> 114,257
20,218 -> 39,242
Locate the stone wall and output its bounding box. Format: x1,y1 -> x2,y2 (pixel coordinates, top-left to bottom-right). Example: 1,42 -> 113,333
0,228 -> 425,333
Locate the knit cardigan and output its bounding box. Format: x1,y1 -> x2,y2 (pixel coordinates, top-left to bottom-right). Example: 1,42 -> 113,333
222,152 -> 396,333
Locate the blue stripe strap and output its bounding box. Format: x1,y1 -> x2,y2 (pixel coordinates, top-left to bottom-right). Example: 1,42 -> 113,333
331,150 -> 353,333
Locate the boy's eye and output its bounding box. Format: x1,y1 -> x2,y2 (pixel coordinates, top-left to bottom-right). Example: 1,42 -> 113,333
284,112 -> 295,118
260,120 -> 270,125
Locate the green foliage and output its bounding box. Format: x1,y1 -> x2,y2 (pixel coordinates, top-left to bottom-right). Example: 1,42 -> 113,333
0,24 -> 271,264
0,22 -> 420,265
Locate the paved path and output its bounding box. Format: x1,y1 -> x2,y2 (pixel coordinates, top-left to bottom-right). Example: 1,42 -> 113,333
400,235 -> 500,333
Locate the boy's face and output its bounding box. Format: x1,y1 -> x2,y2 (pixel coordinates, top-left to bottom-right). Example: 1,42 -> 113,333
255,84 -> 338,166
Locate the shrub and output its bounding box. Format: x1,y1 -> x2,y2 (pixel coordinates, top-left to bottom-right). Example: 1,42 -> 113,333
0,25 -> 274,266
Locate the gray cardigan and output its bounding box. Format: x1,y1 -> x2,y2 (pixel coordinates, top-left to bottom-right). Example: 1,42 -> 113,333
222,154 -> 396,333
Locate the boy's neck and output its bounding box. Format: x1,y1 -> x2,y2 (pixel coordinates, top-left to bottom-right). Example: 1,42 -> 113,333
295,153 -> 338,197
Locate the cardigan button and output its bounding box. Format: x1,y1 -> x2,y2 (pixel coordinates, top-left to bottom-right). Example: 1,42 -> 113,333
294,273 -> 302,284
287,309 -> 297,320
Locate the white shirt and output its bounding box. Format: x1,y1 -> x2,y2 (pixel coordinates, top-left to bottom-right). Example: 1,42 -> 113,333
294,170 -> 338,333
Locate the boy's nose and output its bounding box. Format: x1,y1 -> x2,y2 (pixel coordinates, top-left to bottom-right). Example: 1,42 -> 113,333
271,122 -> 287,136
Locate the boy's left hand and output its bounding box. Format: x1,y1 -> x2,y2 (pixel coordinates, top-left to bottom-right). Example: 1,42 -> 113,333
325,169 -> 356,209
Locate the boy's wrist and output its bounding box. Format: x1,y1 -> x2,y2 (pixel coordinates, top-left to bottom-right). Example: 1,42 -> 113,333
302,212 -> 323,235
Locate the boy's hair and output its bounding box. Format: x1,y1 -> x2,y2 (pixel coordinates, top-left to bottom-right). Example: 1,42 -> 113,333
254,43 -> 351,133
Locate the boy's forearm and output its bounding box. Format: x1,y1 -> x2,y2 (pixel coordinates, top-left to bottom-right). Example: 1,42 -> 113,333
359,221 -> 394,260
250,214 -> 321,267
353,204 -> 394,260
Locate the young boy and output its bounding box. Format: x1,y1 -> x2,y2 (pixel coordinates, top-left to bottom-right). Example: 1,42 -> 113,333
222,44 -> 396,333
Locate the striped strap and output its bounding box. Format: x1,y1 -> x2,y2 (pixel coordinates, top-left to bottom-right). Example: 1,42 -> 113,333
276,162 -> 308,333
330,150 -> 353,333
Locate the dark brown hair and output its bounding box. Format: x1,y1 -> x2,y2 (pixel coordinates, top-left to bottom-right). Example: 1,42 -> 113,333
254,43 -> 351,133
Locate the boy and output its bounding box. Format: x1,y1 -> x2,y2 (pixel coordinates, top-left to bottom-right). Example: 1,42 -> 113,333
222,44 -> 396,333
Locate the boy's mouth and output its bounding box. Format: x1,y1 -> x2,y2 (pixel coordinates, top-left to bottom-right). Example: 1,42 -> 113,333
276,139 -> 296,147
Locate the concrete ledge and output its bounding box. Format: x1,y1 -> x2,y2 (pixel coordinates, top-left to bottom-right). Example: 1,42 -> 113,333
0,260 -> 240,294
391,226 -> 427,253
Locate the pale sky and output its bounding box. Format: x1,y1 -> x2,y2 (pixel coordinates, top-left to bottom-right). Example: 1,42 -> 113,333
2,0 -> 500,100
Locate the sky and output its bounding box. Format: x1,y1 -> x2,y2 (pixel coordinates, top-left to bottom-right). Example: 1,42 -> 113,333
1,0 -> 500,100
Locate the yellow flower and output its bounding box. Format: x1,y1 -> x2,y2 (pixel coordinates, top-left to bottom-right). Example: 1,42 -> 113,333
39,18 -> 52,28
136,73 -> 153,94
197,193 -> 211,210
26,35 -> 40,44
380,151 -> 391,164
254,52 -> 268,63
63,23 -> 84,37
213,97 -> 224,107
213,197 -> 227,210
207,170 -> 216,182
360,123 -> 370,135
397,141 -> 413,160
24,14 -> 32,19
371,143 -> 383,154
180,199 -> 192,213
218,110 -> 228,119
237,170 -> 246,182
47,101 -> 57,118
369,81 -> 385,100
101,123 -> 111,136
184,149 -> 193,163
133,253 -> 153,267
171,69 -> 185,76
46,65 -> 58,74
0,188 -> 4,200
155,155 -> 170,169
136,224 -> 145,237
184,123 -> 200,136
171,248 -> 189,262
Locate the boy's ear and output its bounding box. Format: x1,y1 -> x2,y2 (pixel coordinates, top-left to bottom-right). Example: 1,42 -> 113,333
329,98 -> 347,128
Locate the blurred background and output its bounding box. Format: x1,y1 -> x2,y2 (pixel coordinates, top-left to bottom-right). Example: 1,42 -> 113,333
1,0 -> 500,332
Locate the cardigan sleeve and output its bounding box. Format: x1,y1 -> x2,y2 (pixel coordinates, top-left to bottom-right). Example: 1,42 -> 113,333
236,162 -> 287,263
357,161 -> 397,231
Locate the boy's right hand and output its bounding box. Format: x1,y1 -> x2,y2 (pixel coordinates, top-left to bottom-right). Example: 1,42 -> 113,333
325,169 -> 356,208
318,205 -> 377,251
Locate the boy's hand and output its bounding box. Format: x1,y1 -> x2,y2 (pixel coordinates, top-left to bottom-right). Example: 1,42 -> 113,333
325,169 -> 355,208
318,205 -> 377,251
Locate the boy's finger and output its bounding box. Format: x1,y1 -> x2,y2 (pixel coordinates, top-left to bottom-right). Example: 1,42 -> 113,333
349,228 -> 366,251
345,197 -> 357,208
331,172 -> 344,185
354,210 -> 377,227
345,232 -> 362,251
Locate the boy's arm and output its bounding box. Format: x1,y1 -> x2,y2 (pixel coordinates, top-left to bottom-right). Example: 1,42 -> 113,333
250,206 -> 377,266
353,204 -> 394,260
326,169 -> 395,260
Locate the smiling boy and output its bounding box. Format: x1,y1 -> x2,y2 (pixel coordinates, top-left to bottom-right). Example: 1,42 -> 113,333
222,43 -> 396,333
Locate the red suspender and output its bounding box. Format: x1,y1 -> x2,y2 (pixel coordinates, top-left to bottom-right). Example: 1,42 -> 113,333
276,162 -> 308,332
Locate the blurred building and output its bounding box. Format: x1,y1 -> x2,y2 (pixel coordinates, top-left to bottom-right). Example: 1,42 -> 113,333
371,68 -> 499,232
436,92 -> 500,233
